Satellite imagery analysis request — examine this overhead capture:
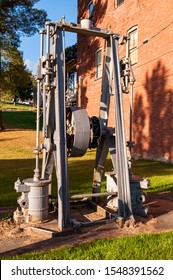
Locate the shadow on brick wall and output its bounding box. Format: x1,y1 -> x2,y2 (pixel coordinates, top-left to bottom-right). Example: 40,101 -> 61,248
78,0 -> 108,25
79,79 -> 88,109
133,60 -> 173,161
77,0 -> 108,76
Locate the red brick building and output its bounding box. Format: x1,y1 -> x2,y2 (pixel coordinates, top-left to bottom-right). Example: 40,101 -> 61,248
77,0 -> 173,162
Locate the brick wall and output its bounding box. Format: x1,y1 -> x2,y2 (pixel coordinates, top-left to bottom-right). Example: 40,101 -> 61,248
77,0 -> 173,162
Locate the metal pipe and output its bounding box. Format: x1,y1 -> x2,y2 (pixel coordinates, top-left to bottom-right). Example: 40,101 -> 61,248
33,30 -> 43,182
42,84 -> 46,138
71,192 -> 117,200
129,62 -> 135,147
45,22 -> 51,86
40,30 -> 44,57
128,60 -> 136,176
33,80 -> 41,182
125,36 -> 130,93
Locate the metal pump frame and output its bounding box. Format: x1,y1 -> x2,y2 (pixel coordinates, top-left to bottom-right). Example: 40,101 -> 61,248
14,20 -> 148,232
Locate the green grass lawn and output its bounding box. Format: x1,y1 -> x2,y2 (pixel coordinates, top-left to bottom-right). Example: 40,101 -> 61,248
1,104 -> 173,260
4,231 -> 173,260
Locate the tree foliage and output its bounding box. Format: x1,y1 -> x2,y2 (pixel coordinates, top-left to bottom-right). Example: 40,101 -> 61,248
0,0 -> 48,47
65,43 -> 77,63
0,0 -> 48,128
1,47 -> 35,101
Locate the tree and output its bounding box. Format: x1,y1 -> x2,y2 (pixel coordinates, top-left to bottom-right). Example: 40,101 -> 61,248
0,0 -> 48,46
65,43 -> 77,63
1,47 -> 35,102
0,0 -> 48,129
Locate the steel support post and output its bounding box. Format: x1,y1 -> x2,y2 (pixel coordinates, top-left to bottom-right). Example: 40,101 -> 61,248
111,35 -> 133,219
34,31 -> 45,181
34,79 -> 41,181
54,28 -> 69,230
92,38 -> 112,196
99,38 -> 112,131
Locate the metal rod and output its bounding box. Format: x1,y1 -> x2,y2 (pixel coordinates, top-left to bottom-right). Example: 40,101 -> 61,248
71,192 -> 117,200
129,62 -> 135,148
125,36 -> 130,93
40,30 -> 44,57
33,31 -> 43,182
45,22 -> 51,86
42,84 -> 46,137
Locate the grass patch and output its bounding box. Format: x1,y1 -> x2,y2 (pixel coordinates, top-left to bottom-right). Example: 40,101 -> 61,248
1,102 -> 36,111
1,102 -> 38,130
5,231 -> 173,260
132,160 -> 173,193
2,111 -> 37,130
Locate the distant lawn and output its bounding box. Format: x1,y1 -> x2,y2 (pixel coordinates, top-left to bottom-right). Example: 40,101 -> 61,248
1,103 -> 38,130
1,102 -> 36,111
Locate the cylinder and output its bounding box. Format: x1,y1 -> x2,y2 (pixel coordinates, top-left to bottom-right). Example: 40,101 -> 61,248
80,19 -> 92,29
24,178 -> 50,222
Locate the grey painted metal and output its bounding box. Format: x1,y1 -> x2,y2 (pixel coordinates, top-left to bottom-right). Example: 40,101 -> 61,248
67,107 -> 91,157
128,60 -> 136,161
92,137 -> 109,196
92,38 -> 112,197
34,79 -> 41,182
71,192 -> 117,199
56,21 -> 119,39
24,178 -> 50,222
99,38 -> 112,132
45,22 -> 51,86
40,30 -> 44,57
111,35 -> 133,219
53,28 -> 69,230
124,36 -> 130,93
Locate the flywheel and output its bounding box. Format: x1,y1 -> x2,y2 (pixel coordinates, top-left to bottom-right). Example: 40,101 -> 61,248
66,107 -> 91,157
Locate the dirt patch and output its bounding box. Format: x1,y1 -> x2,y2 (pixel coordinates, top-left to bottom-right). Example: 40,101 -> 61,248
0,192 -> 173,258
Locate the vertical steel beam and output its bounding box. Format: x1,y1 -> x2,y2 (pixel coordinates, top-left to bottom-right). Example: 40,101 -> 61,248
99,38 -> 112,132
54,28 -> 69,231
92,38 -> 112,196
92,138 -> 109,195
34,32 -> 45,181
34,79 -> 41,181
111,35 -> 133,219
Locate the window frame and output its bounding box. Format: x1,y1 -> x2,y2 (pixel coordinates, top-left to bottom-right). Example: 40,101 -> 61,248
88,1 -> 94,21
128,26 -> 138,65
95,48 -> 102,79
116,0 -> 124,7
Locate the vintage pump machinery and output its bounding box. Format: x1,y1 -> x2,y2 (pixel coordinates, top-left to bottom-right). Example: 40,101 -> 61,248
14,20 -> 148,232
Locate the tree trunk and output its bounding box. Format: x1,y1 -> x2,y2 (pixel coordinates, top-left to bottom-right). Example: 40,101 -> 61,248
0,109 -> 3,130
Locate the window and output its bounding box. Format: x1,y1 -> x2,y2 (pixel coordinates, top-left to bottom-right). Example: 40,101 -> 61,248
116,0 -> 124,7
95,49 -> 102,79
128,27 -> 138,65
88,1 -> 94,22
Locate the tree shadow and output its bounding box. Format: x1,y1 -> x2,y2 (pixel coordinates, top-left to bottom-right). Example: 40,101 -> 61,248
133,60 -> 173,161
77,78 -> 88,108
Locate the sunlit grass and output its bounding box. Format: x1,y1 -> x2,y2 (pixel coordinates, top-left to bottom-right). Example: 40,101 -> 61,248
1,102 -> 36,111
5,231 -> 173,260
